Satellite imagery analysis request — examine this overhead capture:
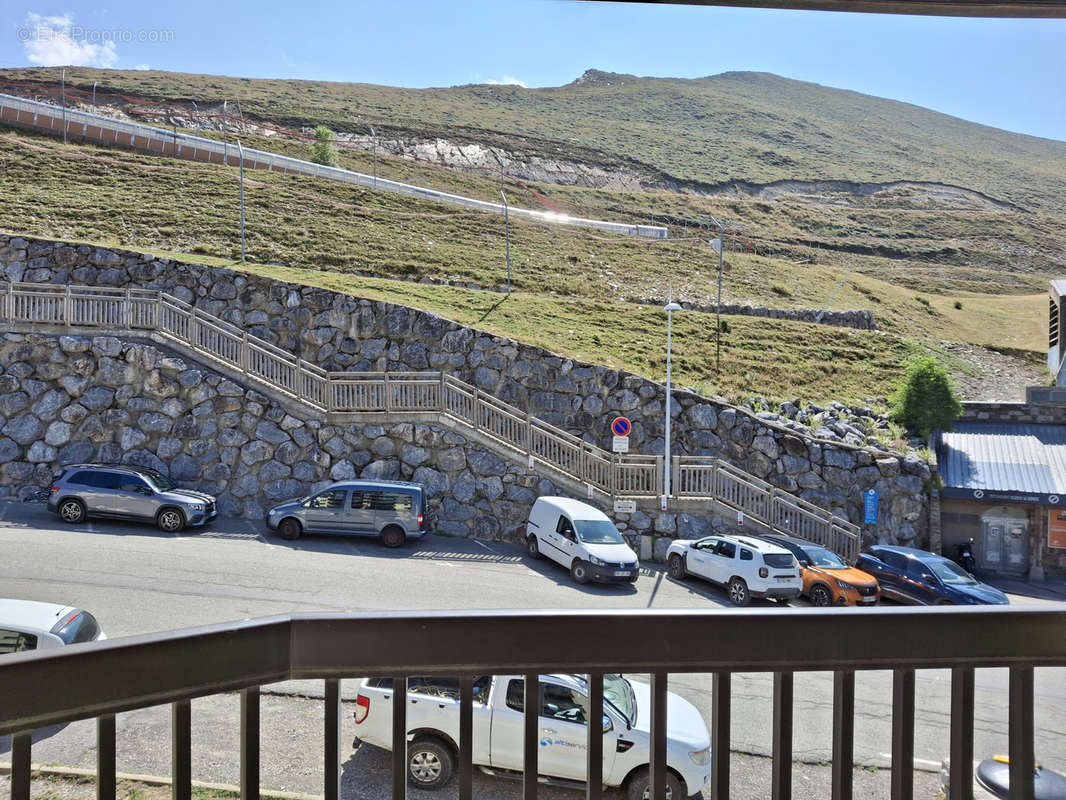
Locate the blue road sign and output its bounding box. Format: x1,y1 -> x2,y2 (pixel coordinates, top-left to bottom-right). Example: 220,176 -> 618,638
611,417 -> 632,437
864,489 -> 879,525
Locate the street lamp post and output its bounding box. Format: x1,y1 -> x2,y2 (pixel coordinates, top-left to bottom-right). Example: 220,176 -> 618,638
237,139 -> 246,263
370,126 -> 377,189
662,293 -> 682,509
709,216 -> 726,371
61,68 -> 67,145
500,190 -> 511,294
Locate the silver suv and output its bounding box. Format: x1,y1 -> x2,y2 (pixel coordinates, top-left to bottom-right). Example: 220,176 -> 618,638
48,464 -> 217,533
266,480 -> 427,547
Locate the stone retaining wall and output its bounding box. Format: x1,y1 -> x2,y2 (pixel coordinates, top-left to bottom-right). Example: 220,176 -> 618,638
636,298 -> 877,330
0,234 -> 930,545
961,400 -> 1066,426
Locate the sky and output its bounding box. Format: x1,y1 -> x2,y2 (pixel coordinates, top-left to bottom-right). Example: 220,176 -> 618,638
2,1 -> 1065,142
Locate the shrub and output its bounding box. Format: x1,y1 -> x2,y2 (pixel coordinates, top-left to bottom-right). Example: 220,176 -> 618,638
889,356 -> 962,438
770,283 -> 792,298
915,295 -> 930,306
954,300 -> 963,310
309,125 -> 339,167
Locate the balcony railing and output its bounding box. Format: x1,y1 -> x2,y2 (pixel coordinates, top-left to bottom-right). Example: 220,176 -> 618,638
2,607 -> 1064,800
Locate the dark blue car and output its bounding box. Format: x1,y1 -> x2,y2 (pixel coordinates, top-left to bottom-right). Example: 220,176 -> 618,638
855,546 -> 1009,605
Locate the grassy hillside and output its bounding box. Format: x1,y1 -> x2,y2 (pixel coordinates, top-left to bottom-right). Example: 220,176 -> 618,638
5,66 -> 1066,215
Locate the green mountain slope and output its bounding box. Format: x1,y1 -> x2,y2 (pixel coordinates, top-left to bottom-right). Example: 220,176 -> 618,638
4,66 -> 1066,214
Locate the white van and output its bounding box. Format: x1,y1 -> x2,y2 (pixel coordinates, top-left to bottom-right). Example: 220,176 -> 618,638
526,497 -> 639,584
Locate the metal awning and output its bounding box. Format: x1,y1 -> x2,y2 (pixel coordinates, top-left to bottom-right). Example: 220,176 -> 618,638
935,422 -> 1066,506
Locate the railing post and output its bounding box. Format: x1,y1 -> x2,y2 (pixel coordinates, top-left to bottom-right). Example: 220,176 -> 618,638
459,677 -> 474,800
5,282 -> 12,321
98,714 -> 116,800
891,668 -> 914,800
172,699 -> 192,800
11,731 -> 31,800
155,293 -> 163,332
472,387 -> 480,430
711,672 -> 730,800
325,679 -> 341,800
671,455 -> 680,497
525,411 -> 533,465
949,667 -> 975,800
439,371 -> 447,414
124,287 -> 132,330
64,284 -> 71,326
772,671 -> 794,800
586,672 -> 603,800
831,670 -> 854,800
523,672 -> 538,800
384,374 -> 392,415
241,330 -> 249,374
241,687 -> 260,800
650,672 -> 669,800
1009,666 -> 1035,800
655,455 -> 664,497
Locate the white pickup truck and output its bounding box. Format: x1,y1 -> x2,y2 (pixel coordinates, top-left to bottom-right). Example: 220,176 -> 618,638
354,673 -> 712,799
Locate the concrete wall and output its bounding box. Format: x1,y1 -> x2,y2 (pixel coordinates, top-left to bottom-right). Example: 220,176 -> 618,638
0,234 -> 931,546
961,400 -> 1066,426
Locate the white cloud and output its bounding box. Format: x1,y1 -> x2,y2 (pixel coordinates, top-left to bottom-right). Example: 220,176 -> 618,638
486,76 -> 527,88
21,12 -> 119,68
133,64 -> 150,70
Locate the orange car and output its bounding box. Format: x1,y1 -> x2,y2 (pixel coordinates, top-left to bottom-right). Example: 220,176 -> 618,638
760,534 -> 880,606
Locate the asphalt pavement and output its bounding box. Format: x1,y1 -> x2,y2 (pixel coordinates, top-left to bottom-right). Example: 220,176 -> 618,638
0,499 -> 1063,798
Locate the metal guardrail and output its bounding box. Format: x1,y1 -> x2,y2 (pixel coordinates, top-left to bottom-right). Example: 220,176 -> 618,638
2,607 -> 1064,800
1,281 -> 860,551
0,93 -> 669,240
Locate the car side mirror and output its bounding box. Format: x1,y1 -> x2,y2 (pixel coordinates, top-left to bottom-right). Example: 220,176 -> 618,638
602,714 -> 613,734
921,573 -> 937,584
139,486 -> 153,496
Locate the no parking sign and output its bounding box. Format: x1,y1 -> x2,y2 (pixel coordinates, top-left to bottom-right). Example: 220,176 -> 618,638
611,417 -> 632,437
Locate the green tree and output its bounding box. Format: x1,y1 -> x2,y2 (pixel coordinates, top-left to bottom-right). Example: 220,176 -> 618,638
309,125 -> 338,167
889,356 -> 962,438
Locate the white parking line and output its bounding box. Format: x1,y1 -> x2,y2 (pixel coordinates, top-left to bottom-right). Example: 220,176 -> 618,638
86,521 -> 95,533
473,539 -> 496,554
349,542 -> 363,556
247,521 -> 275,549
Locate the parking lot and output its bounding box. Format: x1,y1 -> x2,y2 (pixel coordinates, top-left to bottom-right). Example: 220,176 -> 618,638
1,498 -> 1064,798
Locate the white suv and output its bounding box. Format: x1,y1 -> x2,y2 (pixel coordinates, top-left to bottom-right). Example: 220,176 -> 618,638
666,535 -> 801,606
0,599 -> 106,654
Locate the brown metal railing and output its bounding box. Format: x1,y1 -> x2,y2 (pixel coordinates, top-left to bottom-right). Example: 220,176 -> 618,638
2,608 -> 1064,800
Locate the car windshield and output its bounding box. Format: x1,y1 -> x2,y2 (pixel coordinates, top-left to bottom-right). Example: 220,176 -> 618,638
574,519 -> 626,544
928,558 -> 978,585
804,547 -> 848,569
141,468 -> 176,492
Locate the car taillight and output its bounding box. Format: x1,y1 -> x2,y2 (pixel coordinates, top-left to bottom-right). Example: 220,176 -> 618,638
417,513 -> 424,525
354,694 -> 370,724
759,567 -> 769,578
51,485 -> 60,493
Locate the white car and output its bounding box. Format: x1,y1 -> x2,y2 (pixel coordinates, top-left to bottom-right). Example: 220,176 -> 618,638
526,496 -> 639,584
354,673 -> 711,799
666,534 -> 802,606
0,598 -> 106,654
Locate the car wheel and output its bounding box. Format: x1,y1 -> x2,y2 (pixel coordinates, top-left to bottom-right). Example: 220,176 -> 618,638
407,737 -> 455,790
810,585 -> 833,607
278,518 -> 302,541
728,577 -> 751,607
668,554 -> 685,580
527,535 -> 541,559
59,498 -> 86,524
156,507 -> 186,533
571,560 -> 590,584
626,767 -> 683,800
381,525 -> 406,548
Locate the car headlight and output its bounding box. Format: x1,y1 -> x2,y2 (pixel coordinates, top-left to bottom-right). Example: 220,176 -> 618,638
187,504 -> 205,512
834,578 -> 852,590
632,560 -> 640,570
689,748 -> 711,766
589,556 -> 606,567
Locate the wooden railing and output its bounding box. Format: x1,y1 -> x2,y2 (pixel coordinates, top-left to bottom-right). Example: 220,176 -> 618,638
673,456 -> 862,561
2,281 -> 861,550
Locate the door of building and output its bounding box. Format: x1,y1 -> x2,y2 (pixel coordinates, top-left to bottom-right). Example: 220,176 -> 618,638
980,513 -> 1029,575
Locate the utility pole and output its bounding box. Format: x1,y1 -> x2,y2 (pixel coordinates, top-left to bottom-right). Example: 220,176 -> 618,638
61,67 -> 67,144
92,81 -> 97,108
237,139 -> 246,263
370,126 -> 377,189
501,190 -> 511,294
709,216 -> 725,371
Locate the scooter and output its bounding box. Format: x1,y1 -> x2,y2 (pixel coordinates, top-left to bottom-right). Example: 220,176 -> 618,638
956,537 -> 977,574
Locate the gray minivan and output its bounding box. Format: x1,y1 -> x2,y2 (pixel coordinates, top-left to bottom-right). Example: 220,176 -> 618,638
265,480 -> 427,547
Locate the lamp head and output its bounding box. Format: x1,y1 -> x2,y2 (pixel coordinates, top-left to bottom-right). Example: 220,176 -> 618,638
664,302 -> 682,312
